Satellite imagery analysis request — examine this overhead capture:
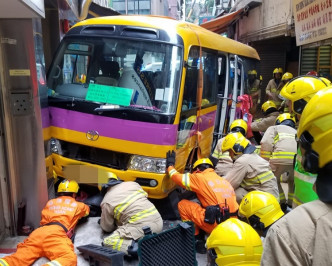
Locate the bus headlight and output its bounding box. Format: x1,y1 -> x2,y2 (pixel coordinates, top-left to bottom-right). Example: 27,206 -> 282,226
48,138 -> 63,156
128,155 -> 166,173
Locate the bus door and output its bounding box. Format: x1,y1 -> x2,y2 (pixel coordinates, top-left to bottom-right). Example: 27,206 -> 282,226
223,55 -> 243,134
212,54 -> 228,150
177,46 -> 218,169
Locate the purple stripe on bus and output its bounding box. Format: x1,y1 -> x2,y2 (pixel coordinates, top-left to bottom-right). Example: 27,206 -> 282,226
187,110 -> 216,137
41,107 -> 51,128
49,107 -> 178,145
199,110 -> 217,131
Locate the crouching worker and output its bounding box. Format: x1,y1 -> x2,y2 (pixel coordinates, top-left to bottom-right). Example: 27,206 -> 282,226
0,179 -> 89,266
222,132 -> 279,203
166,151 -> 239,254
211,119 -> 248,177
238,191 -> 284,238
206,218 -> 263,266
100,172 -> 163,256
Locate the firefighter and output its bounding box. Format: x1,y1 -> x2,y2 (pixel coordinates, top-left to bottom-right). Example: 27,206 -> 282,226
261,86 -> 332,265
278,72 -> 293,112
222,132 -> 279,203
266,67 -> 283,108
280,76 -> 330,208
247,69 -> 261,116
238,191 -> 284,237
166,153 -> 238,253
0,179 -> 89,266
250,100 -> 280,143
100,172 -> 162,256
206,218 -> 263,266
260,113 -> 297,210
212,119 -> 248,176
280,72 -> 293,84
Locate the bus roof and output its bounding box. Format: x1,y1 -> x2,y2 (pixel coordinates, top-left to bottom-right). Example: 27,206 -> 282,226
72,15 -> 260,60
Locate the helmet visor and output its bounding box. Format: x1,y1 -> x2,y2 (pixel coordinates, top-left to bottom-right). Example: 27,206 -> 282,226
231,126 -> 245,136
207,249 -> 218,266
297,131 -> 314,151
293,99 -> 307,114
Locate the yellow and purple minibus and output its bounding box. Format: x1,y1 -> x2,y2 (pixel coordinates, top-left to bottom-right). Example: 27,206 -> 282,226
46,15 -> 260,199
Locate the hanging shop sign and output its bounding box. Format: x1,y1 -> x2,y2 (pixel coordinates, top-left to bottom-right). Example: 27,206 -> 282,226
293,0 -> 332,46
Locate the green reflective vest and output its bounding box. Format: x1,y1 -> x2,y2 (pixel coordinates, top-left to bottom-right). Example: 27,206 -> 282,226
293,147 -> 318,207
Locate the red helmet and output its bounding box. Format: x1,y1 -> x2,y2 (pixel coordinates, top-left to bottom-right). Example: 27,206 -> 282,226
306,71 -> 318,76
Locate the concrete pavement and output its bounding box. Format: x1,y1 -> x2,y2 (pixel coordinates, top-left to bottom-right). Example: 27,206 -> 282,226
0,217 -> 208,265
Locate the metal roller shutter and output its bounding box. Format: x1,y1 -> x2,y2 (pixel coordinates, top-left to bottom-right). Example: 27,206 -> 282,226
250,37 -> 287,102
300,45 -> 332,78
300,48 -> 318,75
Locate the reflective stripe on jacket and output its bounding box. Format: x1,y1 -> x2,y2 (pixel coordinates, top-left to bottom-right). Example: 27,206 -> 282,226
240,170 -> 275,186
260,125 -> 297,164
168,166 -> 238,213
224,153 -> 279,199
100,181 -> 162,239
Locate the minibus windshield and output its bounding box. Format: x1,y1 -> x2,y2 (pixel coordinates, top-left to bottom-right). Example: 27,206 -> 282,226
47,37 -> 183,114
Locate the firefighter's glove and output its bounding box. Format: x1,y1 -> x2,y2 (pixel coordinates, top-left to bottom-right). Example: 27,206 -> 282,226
166,150 -> 176,168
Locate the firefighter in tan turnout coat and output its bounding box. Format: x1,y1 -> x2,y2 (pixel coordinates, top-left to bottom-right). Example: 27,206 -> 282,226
222,132 -> 279,203
261,87 -> 332,265
212,119 -> 248,177
100,172 -> 163,255
260,113 -> 297,209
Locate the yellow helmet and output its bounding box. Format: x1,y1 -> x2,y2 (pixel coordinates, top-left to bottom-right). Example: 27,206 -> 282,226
275,113 -> 296,127
107,172 -> 118,180
57,179 -> 79,193
201,98 -> 210,106
281,72 -> 293,81
206,218 -> 263,266
193,158 -> 213,169
261,100 -> 277,114
273,68 -> 283,75
239,191 -> 284,230
230,119 -> 248,136
248,70 -> 257,76
222,132 -> 250,154
102,172 -> 122,192
298,86 -> 332,171
280,76 -> 330,115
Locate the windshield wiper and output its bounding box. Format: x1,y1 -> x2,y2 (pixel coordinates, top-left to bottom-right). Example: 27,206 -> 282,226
94,105 -> 128,112
49,96 -> 79,107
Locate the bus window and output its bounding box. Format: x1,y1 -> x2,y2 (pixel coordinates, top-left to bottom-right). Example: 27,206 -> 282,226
48,38 -> 182,114
202,51 -> 218,107
217,56 -> 227,96
182,47 -> 199,111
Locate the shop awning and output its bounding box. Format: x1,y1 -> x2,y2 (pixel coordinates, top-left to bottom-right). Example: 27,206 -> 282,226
200,8 -> 245,34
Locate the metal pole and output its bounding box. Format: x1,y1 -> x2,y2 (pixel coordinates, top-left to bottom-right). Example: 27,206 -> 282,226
125,0 -> 128,14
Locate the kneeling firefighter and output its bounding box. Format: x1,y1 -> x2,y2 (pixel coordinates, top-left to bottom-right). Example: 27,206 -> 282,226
100,172 -> 163,256
166,151 -> 239,253
222,132 -> 279,203
212,119 -> 248,177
